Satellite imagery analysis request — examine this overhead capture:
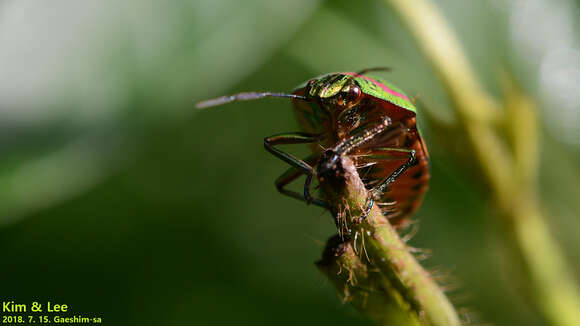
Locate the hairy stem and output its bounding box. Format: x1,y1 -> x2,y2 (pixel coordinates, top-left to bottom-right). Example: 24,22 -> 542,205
319,156 -> 461,326
317,235 -> 423,326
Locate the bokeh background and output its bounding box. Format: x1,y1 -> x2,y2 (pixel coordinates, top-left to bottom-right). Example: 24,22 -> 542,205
1,0 -> 579,325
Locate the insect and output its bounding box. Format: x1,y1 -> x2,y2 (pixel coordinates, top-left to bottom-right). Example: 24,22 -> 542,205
196,68 -> 430,228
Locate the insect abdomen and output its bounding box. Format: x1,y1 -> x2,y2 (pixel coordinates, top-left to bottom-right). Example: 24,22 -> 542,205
357,134 -> 430,228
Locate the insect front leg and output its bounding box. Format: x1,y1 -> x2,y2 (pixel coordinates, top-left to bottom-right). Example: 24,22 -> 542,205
264,132 -> 327,206
274,156 -> 328,208
317,117 -> 394,178
362,148 -> 417,219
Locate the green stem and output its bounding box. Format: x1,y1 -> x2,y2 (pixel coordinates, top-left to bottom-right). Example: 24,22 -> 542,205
384,0 -> 580,325
317,236 -> 423,326
319,156 -> 461,326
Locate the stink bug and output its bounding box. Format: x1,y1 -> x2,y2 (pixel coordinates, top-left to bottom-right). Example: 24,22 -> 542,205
197,68 -> 429,227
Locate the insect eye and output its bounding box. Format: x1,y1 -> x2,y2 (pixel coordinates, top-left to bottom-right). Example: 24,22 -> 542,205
340,85 -> 362,107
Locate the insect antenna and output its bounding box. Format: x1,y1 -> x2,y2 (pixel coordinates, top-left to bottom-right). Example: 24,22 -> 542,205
356,67 -> 392,75
196,92 -> 308,109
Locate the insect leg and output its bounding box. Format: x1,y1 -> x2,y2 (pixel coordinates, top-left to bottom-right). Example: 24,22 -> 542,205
362,148 -> 417,219
274,155 -> 328,208
264,132 -> 326,205
318,118 -> 393,192
317,118 -> 395,180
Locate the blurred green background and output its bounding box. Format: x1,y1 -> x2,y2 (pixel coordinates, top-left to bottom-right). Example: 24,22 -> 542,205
0,0 -> 579,325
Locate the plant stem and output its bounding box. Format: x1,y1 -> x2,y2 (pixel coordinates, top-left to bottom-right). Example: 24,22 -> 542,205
317,235 -> 423,326
384,0 -> 580,325
319,156 -> 461,326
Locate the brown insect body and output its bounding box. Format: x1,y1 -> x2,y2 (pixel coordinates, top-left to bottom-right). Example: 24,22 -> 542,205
196,70 -> 430,228
292,88 -> 430,228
